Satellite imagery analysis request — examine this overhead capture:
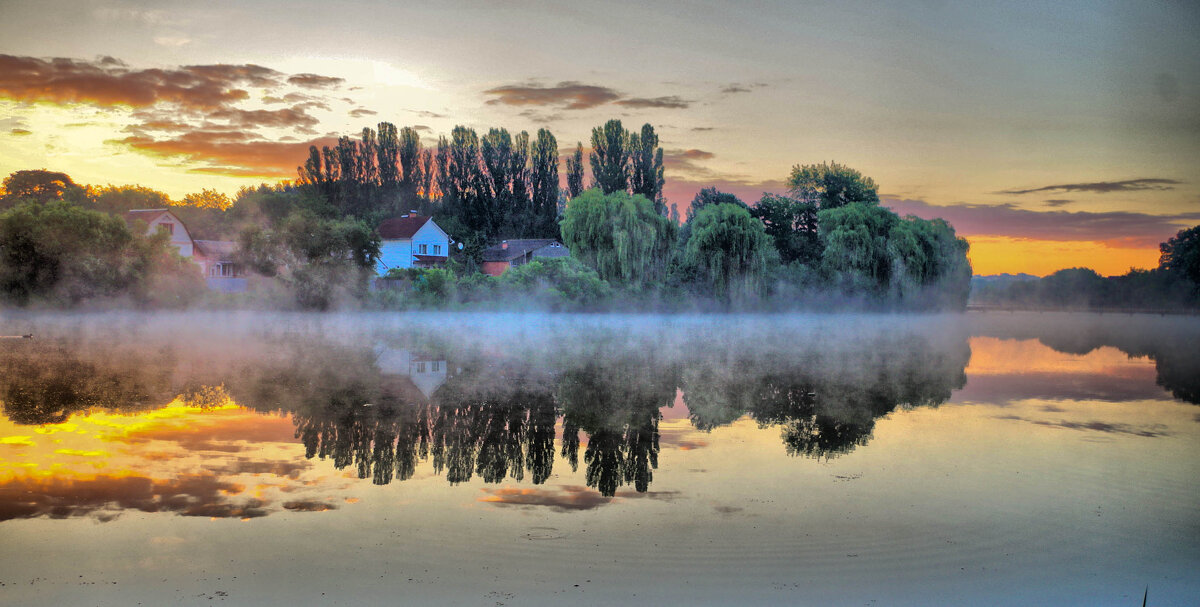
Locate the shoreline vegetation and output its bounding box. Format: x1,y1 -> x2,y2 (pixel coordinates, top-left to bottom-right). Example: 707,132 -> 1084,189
0,118 -> 1195,313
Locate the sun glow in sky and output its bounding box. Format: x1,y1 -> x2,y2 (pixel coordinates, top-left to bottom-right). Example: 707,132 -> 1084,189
1,0 -> 1198,275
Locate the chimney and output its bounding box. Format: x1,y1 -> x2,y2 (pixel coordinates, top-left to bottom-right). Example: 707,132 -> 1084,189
501,241 -> 508,250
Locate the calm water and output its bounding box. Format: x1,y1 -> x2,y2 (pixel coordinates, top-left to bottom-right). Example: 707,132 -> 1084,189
0,311 -> 1196,606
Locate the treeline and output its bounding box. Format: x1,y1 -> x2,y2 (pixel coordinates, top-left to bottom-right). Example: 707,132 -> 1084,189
971,226 -> 1200,311
0,117 -> 971,310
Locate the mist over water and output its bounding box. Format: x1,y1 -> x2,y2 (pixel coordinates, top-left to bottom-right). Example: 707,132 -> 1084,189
0,311 -> 1197,605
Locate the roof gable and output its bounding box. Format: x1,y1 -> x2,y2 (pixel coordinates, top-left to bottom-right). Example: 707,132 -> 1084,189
378,215 -> 431,240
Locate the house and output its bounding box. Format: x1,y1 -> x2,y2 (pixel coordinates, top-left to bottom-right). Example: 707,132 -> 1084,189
374,345 -> 449,401
193,240 -> 246,293
125,209 -> 194,257
376,213 -> 450,275
481,239 -> 570,276
124,208 -> 246,292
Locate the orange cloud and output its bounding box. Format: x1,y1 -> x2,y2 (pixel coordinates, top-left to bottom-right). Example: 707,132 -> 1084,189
115,131 -> 338,178
0,54 -> 276,109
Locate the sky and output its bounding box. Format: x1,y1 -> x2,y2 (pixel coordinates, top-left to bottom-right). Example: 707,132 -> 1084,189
0,0 -> 1197,276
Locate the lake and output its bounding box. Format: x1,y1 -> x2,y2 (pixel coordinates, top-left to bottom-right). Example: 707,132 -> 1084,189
0,311 -> 1197,605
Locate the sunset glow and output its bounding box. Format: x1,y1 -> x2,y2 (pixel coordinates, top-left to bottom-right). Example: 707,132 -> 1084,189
2,1 -> 1197,276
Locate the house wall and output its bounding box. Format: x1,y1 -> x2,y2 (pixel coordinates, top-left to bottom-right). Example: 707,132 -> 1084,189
375,221 -> 450,275
481,261 -> 511,276
410,221 -> 449,259
144,213 -> 194,257
377,239 -> 414,274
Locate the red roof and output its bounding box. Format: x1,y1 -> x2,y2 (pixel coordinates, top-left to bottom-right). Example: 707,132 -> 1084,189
124,209 -> 172,226
377,215 -> 431,239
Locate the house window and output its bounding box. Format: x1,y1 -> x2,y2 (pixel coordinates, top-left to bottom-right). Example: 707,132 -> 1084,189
416,362 -> 426,373
434,245 -> 441,255
158,223 -> 174,236
419,244 -> 428,254
432,361 -> 441,372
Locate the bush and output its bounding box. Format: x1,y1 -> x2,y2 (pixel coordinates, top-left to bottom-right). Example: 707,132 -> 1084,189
499,258 -> 612,309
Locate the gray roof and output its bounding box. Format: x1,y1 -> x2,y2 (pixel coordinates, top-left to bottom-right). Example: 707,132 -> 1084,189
481,239 -> 569,262
193,240 -> 238,261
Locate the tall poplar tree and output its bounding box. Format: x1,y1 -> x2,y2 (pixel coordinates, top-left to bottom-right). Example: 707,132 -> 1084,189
566,144 -> 585,199
589,119 -> 631,194
530,128 -> 560,237
629,123 -> 665,214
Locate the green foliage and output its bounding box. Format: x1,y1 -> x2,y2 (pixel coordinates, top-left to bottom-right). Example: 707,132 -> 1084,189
589,120 -> 631,195
1160,225 -> 1200,288
500,258 -> 612,309
750,192 -> 821,265
817,202 -> 970,307
1,170 -> 89,207
559,189 -> 675,290
236,210 -> 380,310
788,161 -> 880,210
413,268 -> 457,306
565,144 -> 585,199
89,185 -> 173,213
0,200 -> 198,306
682,203 -> 777,302
818,202 -> 898,289
530,129 -> 561,238
629,124 -> 665,213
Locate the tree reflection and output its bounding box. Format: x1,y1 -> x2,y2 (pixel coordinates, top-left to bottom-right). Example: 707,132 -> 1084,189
1,317 -> 989,497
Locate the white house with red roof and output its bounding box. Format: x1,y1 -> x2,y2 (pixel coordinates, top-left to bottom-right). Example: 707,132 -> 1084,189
376,213 -> 450,275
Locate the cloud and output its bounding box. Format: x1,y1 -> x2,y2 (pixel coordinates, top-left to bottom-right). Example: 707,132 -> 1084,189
1043,199 -> 1072,207
348,108 -> 377,118
995,415 -> 1170,438
288,73 -> 345,89
0,473 -> 267,522
9,128 -> 31,136
484,81 -> 621,110
998,178 -> 1183,195
410,109 -> 446,119
615,95 -> 690,109
480,485 -> 611,511
206,107 -> 320,130
282,500 -> 338,512
479,485 -> 680,512
721,85 -> 751,94
671,149 -> 714,161
0,54 -> 280,109
153,35 -> 191,48
690,126 -> 715,132
115,131 -> 338,178
884,197 -> 1200,247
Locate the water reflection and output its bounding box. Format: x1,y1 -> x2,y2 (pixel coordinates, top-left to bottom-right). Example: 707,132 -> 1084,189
1,312 -> 1196,519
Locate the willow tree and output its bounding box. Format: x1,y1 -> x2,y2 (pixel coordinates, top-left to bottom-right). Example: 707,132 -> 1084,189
682,203 -> 777,303
559,189 -> 675,290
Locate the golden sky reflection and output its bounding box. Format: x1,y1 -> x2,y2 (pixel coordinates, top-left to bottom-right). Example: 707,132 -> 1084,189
0,398 -> 347,522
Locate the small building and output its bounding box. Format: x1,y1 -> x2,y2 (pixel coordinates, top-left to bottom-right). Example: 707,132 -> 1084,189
124,208 -> 246,293
125,209 -> 194,257
481,239 -> 570,276
194,240 -> 247,293
376,214 -> 450,275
